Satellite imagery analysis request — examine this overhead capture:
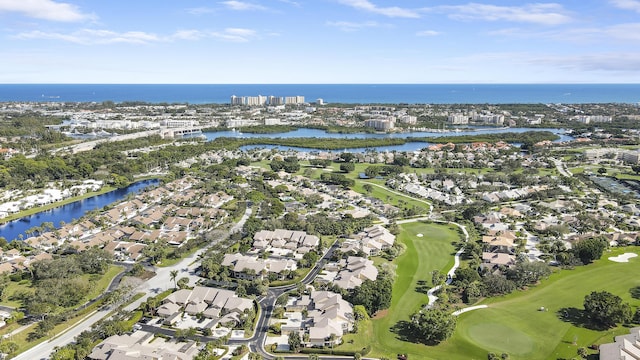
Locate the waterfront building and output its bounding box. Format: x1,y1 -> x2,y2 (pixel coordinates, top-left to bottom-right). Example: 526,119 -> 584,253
364,118 -> 395,131
399,115 -> 417,125
448,114 -> 469,124
285,96 -> 305,104
231,94 -> 304,106
576,115 -> 613,124
230,95 -> 244,105
268,95 -> 284,105
161,119 -> 198,128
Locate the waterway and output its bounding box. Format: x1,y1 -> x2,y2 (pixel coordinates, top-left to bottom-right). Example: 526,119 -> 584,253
0,179 -> 159,242
204,127 -> 573,153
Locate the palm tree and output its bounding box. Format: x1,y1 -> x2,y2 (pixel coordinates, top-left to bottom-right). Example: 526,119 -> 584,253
170,270 -> 179,290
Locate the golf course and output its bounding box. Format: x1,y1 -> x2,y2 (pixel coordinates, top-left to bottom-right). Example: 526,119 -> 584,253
339,221 -> 640,359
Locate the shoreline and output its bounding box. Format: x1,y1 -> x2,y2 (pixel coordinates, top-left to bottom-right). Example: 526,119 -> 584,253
0,176 -> 161,230
0,186 -> 115,226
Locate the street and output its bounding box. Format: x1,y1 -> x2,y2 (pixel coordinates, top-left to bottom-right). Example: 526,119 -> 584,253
13,207 -> 252,360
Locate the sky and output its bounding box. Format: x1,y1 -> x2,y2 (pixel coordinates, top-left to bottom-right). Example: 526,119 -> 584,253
1,0 -> 640,84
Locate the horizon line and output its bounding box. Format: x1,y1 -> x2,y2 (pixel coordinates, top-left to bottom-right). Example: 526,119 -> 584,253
1,82 -> 640,85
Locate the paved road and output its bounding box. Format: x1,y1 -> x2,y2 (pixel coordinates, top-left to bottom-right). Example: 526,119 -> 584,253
551,157 -> 572,177
15,207 -> 252,360
14,309 -> 111,360
248,241 -> 339,359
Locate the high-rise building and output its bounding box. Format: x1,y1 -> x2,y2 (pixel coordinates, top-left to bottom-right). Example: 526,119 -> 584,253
448,114 -> 469,124
230,95 -> 244,105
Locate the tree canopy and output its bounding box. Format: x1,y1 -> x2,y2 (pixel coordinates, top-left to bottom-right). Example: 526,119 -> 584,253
411,308 -> 457,345
583,291 -> 632,328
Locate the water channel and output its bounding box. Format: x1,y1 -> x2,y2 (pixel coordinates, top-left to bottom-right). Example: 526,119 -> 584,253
203,127 -> 573,153
0,179 -> 159,242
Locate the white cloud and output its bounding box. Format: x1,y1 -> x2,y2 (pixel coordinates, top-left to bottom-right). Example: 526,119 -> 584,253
432,3 -> 571,25
220,1 -> 267,11
605,23 -> 640,41
610,0 -> 640,12
15,29 -> 161,44
416,30 -> 440,37
326,20 -> 383,31
210,28 -> 257,42
0,0 -> 93,22
186,7 -> 216,15
488,22 -> 640,43
172,30 -> 205,41
14,27 -> 260,44
337,0 -> 420,18
529,53 -> 640,72
278,0 -> 300,6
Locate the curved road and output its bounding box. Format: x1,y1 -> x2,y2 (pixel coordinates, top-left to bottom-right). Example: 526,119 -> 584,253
14,207 -> 252,360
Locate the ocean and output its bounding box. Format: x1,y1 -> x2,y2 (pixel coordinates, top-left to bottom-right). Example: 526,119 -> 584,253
0,84 -> 639,104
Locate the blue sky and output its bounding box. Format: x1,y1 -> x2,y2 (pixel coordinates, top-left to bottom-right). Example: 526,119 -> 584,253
1,0 -> 639,83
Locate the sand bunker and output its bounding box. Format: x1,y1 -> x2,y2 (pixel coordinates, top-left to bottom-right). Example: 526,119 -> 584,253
417,233 -> 423,237
609,253 -> 638,263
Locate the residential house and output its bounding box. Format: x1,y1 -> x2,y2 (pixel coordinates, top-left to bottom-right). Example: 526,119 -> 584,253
306,291 -> 355,347
87,330 -> 199,360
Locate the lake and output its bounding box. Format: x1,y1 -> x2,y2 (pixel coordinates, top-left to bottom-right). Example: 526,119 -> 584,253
0,179 -> 159,242
203,127 -> 573,153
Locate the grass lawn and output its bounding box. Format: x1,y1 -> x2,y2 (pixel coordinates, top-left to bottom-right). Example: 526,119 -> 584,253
616,172 -> 640,181
339,221 -> 459,358
449,247 -> 640,360
86,265 -> 124,299
1,265 -> 122,309
340,230 -> 640,360
1,279 -> 32,308
414,247 -> 640,360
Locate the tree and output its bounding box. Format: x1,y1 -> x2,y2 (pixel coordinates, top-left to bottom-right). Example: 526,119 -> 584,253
353,305 -> 370,321
339,152 -> 355,163
177,277 -> 190,289
597,167 -> 607,174
288,331 -> 302,352
364,166 -> 381,179
50,346 -> 76,360
362,183 -> 373,194
481,274 -> 515,296
583,291 -> 632,327
346,272 -> 393,316
577,347 -> 588,359
506,261 -> 551,287
431,270 -> 446,286
411,308 -> 457,344
453,267 -> 480,287
170,270 -> 179,290
573,237 -> 607,264
632,164 -> 640,175
340,162 -> 355,173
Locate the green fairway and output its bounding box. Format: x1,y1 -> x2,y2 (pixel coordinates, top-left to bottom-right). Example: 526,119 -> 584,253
341,231 -> 640,360
465,323 -> 534,356
339,221 -> 460,358
433,247 -> 640,360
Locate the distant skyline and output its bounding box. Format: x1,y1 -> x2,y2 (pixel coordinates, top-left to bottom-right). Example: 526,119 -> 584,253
1,0 -> 640,84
